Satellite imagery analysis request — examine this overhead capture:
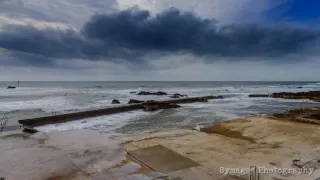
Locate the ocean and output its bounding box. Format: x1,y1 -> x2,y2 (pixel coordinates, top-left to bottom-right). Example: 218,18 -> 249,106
0,81 -> 319,134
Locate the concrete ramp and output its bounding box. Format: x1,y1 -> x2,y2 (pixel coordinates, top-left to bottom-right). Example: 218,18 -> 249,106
128,145 -> 198,174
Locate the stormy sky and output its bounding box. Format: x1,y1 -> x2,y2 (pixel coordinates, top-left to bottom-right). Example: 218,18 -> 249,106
0,0 -> 319,81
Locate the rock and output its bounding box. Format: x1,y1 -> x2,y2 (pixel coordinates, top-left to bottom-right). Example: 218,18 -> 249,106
111,99 -> 120,104
170,93 -> 188,99
155,91 -> 168,96
271,91 -> 320,101
130,92 -> 136,94
128,99 -> 144,104
7,86 -> 16,89
215,95 -> 224,99
164,96 -> 217,104
21,125 -> 38,134
137,91 -> 151,95
137,91 -> 168,96
273,107 -> 320,124
142,101 -> 181,111
249,91 -> 320,102
305,113 -> 320,120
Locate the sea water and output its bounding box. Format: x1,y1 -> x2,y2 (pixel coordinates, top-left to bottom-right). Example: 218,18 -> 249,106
0,81 -> 319,133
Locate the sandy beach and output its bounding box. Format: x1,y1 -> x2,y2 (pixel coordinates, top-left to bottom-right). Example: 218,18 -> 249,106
1,112 -> 320,180
114,116 -> 320,180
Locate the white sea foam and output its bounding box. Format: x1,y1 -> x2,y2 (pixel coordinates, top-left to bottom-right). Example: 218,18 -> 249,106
36,110 -> 150,132
0,87 -> 76,97
0,96 -> 72,112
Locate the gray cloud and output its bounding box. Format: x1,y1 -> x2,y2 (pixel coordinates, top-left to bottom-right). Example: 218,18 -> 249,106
0,0 -> 116,26
1,8 -> 320,67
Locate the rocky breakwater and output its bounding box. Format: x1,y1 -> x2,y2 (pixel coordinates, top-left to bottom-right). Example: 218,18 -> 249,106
19,95 -> 224,133
249,90 -> 320,102
141,100 -> 181,111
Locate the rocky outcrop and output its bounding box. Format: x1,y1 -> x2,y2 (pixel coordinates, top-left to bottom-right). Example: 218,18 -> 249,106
163,95 -> 223,104
142,100 -> 181,111
128,99 -> 144,104
170,93 -> 188,99
273,107 -> 320,125
137,91 -> 168,96
249,91 -> 320,102
305,113 -> 320,120
111,99 -> 121,104
272,91 -> 320,100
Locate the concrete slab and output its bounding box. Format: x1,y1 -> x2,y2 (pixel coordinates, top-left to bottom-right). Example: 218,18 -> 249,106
128,145 -> 199,174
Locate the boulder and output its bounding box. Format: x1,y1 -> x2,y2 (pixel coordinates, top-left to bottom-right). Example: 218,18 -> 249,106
215,95 -> 224,99
155,91 -> 168,96
128,99 -> 144,104
111,99 -> 120,104
137,91 -> 168,96
170,93 -> 188,99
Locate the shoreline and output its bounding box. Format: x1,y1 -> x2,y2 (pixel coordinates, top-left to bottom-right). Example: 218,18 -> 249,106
113,114 -> 320,180
1,112 -> 320,179
1,89 -> 320,179
2,90 -> 320,133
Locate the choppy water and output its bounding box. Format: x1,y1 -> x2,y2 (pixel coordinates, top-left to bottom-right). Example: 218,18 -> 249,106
1,81 -> 320,133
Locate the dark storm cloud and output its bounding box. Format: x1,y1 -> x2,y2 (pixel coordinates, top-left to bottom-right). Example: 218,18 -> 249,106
0,26 -> 87,58
83,8 -> 320,57
1,8 -> 320,67
0,25 -> 143,66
